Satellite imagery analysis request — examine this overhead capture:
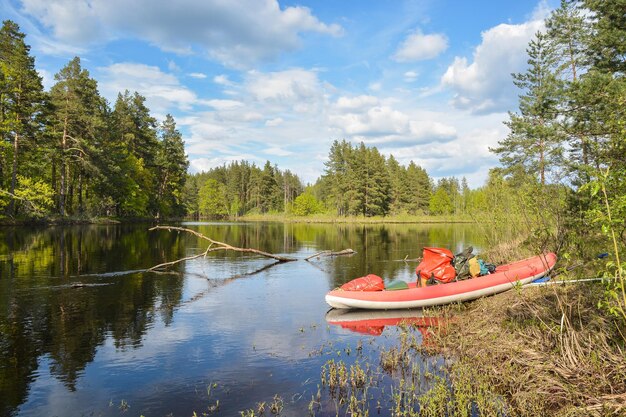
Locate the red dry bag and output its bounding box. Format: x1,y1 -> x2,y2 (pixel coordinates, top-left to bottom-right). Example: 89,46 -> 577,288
415,247 -> 456,284
340,274 -> 385,291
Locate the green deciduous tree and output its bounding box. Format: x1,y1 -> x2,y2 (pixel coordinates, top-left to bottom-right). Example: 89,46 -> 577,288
292,191 -> 323,216
429,186 -> 453,215
198,178 -> 228,218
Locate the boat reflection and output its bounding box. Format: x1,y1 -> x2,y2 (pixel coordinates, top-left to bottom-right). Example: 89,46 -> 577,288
325,309 -> 444,342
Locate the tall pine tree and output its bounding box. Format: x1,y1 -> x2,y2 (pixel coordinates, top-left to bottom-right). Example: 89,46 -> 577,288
49,57 -> 105,215
492,32 -> 564,186
155,114 -> 188,218
0,20 -> 45,215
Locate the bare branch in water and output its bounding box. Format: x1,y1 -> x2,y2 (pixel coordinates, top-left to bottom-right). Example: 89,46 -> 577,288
148,226 -> 298,271
305,248 -> 356,261
392,255 -> 422,263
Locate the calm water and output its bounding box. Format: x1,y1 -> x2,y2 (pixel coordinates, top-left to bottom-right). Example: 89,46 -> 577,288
0,222 -> 484,416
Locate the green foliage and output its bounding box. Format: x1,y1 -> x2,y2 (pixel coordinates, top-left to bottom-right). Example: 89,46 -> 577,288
12,175 -> 54,216
198,179 -> 228,218
584,168 -> 626,320
292,191 -> 323,216
155,114 -> 189,218
491,31 -> 565,185
49,56 -> 106,216
189,160 -> 303,218
0,20 -> 46,216
0,21 -> 190,220
488,1 -> 626,319
320,140 -> 430,217
429,187 -> 453,215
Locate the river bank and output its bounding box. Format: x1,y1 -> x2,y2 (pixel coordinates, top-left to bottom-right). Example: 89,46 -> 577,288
239,213 -> 473,224
418,282 -> 626,416
0,213 -> 473,226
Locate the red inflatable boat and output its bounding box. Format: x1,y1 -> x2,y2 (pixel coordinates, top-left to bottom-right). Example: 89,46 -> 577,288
325,253 -> 557,310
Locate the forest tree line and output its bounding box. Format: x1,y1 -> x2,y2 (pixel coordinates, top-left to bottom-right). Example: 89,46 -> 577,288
0,21 -> 188,219
185,142 -> 482,219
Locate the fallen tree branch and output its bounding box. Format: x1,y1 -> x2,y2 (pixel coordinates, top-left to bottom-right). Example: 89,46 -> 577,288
305,248 -> 356,261
148,226 -> 297,271
393,255 -> 422,262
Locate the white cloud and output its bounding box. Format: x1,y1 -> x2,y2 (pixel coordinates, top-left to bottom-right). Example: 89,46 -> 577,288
404,71 -> 419,82
334,95 -> 380,112
190,156 -> 260,173
330,105 -> 409,137
265,117 -> 284,127
368,82 -> 382,92
329,96 -> 457,147
246,69 -> 320,102
188,72 -> 207,79
264,146 -> 293,156
20,0 -> 343,68
98,62 -> 198,113
393,29 -> 448,62
214,74 -> 234,86
441,16 -> 545,114
203,99 -> 244,110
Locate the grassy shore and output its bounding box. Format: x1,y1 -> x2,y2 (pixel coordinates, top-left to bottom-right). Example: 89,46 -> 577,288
238,212 -> 473,224
420,283 -> 626,416
0,213 -> 474,226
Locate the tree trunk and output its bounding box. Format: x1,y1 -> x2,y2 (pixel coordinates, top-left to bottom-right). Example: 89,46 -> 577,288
78,170 -> 84,214
60,116 -> 68,216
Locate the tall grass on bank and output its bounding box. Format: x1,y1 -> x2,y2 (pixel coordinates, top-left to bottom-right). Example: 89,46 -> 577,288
425,284 -> 626,416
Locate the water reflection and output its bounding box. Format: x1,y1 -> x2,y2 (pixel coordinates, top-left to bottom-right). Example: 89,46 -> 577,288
0,222 -> 482,416
0,225 -> 187,415
325,308 -> 443,340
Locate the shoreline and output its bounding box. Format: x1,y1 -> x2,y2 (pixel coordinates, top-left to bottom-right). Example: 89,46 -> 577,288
0,214 -> 474,227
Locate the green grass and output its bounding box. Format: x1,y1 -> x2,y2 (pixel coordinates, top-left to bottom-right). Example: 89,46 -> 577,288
238,212 -> 473,224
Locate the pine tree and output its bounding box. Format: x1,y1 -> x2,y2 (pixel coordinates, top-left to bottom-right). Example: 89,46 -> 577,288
364,146 -> 390,216
107,91 -> 159,216
583,0 -> 626,74
49,57 -> 105,215
259,161 -> 281,213
386,155 -> 405,214
322,139 -> 352,216
491,32 -> 565,186
405,161 -> 431,214
155,114 -> 188,218
0,20 -> 45,215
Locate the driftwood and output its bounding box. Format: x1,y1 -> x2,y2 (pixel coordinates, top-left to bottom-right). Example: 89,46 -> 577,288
304,249 -> 356,261
147,226 -> 298,271
393,255 -> 422,262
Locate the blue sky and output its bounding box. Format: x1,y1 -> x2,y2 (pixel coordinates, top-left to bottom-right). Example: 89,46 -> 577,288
1,0 -> 558,187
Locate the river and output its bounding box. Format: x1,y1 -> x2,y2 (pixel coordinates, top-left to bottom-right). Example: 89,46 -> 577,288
0,222 -> 485,416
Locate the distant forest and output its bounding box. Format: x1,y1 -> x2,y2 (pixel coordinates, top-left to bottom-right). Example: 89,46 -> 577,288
186,140 -> 473,218
2,0 -> 625,226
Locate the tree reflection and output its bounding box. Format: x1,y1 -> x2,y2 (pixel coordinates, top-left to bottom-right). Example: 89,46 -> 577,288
0,225 -> 186,414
